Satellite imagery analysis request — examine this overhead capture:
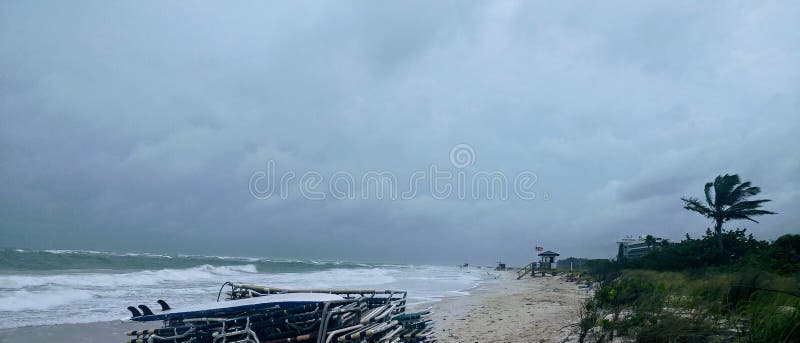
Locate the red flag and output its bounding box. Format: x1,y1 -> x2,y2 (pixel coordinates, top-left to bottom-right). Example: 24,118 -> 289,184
536,246 -> 544,251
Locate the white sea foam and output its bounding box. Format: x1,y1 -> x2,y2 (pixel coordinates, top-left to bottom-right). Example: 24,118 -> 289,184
0,289 -> 94,311
42,249 -> 105,255
0,264 -> 259,289
0,261 -> 485,329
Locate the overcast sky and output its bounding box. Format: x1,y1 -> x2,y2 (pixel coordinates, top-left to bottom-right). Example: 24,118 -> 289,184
1,1 -> 798,266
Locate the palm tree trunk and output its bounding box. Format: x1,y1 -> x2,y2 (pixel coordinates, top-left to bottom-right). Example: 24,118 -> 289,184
714,219 -> 724,251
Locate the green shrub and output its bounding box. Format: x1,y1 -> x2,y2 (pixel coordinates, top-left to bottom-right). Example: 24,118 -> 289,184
574,270 -> 800,342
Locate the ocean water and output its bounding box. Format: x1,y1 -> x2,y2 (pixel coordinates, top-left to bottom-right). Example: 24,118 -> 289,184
0,248 -> 486,329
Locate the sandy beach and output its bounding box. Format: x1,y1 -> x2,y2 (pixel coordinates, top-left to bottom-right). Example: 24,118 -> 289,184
426,271 -> 589,343
0,271 -> 588,343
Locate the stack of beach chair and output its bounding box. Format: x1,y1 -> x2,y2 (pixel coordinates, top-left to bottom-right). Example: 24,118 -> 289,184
124,283 -> 435,343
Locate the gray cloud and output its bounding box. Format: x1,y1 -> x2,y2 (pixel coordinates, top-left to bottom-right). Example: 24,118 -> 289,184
1,1 -> 799,266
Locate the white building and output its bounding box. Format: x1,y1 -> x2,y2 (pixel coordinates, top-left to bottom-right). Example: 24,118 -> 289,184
617,235 -> 664,259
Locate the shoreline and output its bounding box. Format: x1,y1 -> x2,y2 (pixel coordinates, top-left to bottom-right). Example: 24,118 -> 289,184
0,271 -> 588,343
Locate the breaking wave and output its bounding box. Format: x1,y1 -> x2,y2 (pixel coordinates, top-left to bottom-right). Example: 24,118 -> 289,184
0,248 -> 483,329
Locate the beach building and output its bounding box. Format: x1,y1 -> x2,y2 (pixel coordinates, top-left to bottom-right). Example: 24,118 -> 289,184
617,235 -> 664,258
538,251 -> 559,270
516,250 -> 560,279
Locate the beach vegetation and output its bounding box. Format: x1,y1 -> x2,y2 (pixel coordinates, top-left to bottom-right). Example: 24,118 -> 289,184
572,174 -> 798,342
577,268 -> 799,342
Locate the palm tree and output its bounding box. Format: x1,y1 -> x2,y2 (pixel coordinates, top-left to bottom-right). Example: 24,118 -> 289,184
681,174 -> 776,251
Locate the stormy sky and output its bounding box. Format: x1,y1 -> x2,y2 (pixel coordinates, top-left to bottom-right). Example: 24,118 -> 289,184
1,1 -> 798,266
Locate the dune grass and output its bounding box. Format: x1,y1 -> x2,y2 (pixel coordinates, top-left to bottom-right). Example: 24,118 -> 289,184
575,269 -> 799,342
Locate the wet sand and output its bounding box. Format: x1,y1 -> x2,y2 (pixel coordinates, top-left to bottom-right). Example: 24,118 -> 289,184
0,320 -> 149,343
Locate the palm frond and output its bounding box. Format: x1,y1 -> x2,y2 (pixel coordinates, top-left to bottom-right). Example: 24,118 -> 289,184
726,199 -> 772,213
729,181 -> 752,201
736,209 -> 777,217
715,174 -> 741,207
726,208 -> 777,223
712,175 -> 725,208
681,197 -> 713,217
742,186 -> 761,197
704,182 -> 715,208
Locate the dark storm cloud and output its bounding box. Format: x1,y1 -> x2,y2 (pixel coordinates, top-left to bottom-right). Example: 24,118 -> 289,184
1,1 -> 799,265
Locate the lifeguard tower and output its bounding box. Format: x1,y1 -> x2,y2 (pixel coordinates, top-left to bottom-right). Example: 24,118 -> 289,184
516,250 -> 561,279
538,251 -> 560,274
